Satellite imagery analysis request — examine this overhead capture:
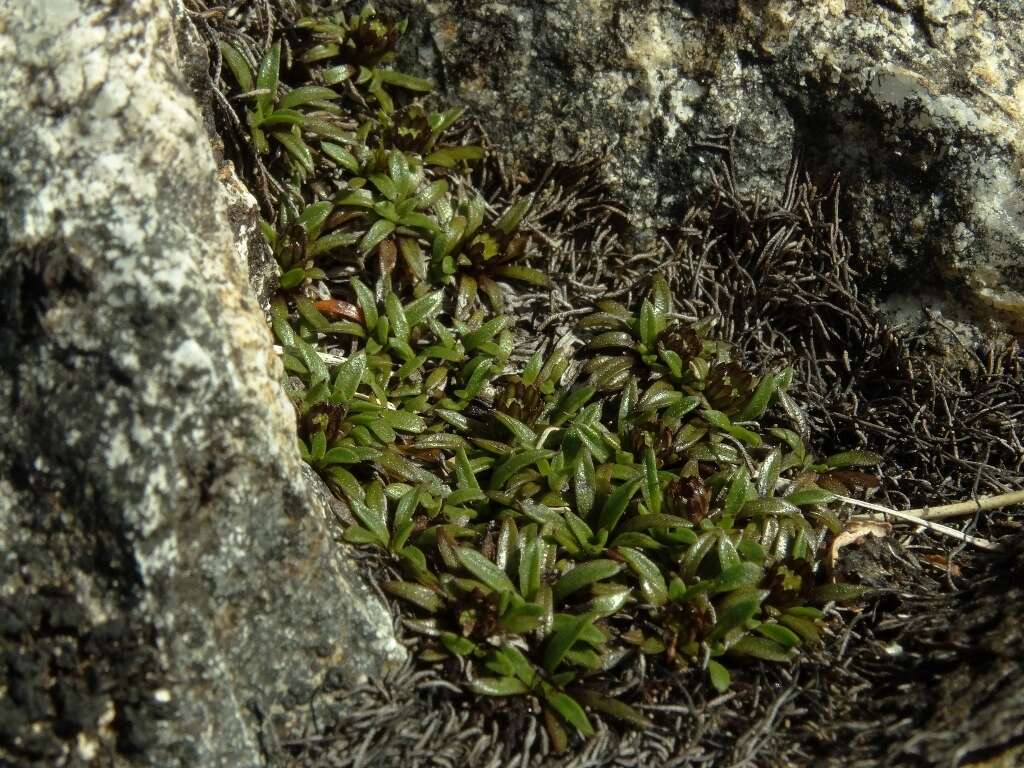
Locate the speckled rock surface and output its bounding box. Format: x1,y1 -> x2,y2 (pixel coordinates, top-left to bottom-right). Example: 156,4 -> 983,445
172,5 -> 280,311
382,0 -> 1024,326
0,1 -> 402,765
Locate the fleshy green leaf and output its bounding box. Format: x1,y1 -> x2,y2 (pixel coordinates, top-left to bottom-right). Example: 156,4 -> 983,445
618,547 -> 668,606
351,278 -> 378,330
425,146 -> 485,168
650,275 -> 671,328
274,130 -> 314,173
493,265 -> 549,286
255,42 -> 281,113
708,659 -> 731,692
779,613 -> 822,644
737,373 -> 776,422
385,292 -> 410,342
574,690 -> 651,728
728,636 -> 793,663
348,496 -> 388,546
429,106 -> 464,134
638,300 -> 657,348
332,349 -> 366,403
403,291 -> 443,327
218,40 -> 254,93
553,560 -> 623,602
376,68 -> 433,92
755,623 -> 801,648
309,229 -> 360,257
739,498 -> 801,518
707,589 -> 766,642
488,449 -> 553,490
723,467 -> 751,519
811,583 -> 869,604
574,449 -> 597,517
495,193 -> 534,235
321,142 -> 360,173
441,632 -> 478,657
682,530 -> 717,580
786,488 -> 837,506
463,316 -> 508,352
543,613 -> 594,673
455,547 -> 515,594
280,85 -> 339,110
359,218 -> 396,254
597,478 -> 641,533
717,534 -> 742,572
635,387 -> 687,415
382,409 -> 426,433
713,562 -> 764,593
702,410 -> 762,446
494,411 -> 537,446
546,692 -> 594,737
383,581 -> 443,613
824,450 -> 883,469
642,446 -> 661,516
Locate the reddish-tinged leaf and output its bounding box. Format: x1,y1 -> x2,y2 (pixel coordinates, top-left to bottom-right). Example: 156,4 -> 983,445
315,298 -> 363,322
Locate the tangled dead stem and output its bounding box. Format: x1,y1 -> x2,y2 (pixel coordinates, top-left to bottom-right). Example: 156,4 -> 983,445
183,1 -> 1023,766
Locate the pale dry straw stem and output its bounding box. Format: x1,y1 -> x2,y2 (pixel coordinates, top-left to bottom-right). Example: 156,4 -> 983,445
837,495 -> 1000,551
905,489 -> 1024,520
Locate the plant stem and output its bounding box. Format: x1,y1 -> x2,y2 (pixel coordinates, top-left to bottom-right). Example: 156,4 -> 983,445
838,495 -> 1000,551
908,489 -> 1024,520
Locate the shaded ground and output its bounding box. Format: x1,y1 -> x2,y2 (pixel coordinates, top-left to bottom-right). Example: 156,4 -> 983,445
264,147 -> 1024,767
272,533 -> 1023,767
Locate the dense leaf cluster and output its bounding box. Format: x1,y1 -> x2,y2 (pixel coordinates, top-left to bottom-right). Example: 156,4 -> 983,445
212,3 -> 874,746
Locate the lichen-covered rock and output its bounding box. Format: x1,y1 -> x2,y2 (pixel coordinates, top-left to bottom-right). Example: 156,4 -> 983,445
386,0 -> 1024,326
170,3 -> 280,311
0,1 -> 402,765
217,161 -> 280,311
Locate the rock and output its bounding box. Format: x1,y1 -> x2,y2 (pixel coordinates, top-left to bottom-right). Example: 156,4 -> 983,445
169,3 -> 280,310
383,0 -> 1024,327
0,1 -> 402,766
217,161 -> 280,312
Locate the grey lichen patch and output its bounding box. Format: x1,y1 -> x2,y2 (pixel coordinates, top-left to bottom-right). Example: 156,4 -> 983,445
0,0 -> 402,765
